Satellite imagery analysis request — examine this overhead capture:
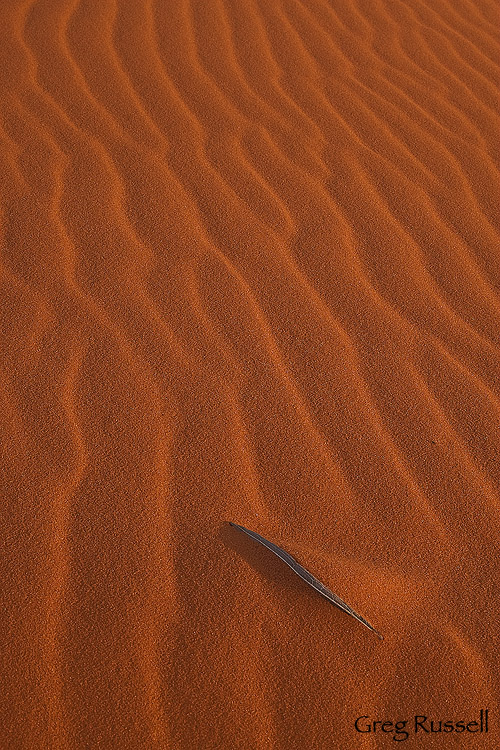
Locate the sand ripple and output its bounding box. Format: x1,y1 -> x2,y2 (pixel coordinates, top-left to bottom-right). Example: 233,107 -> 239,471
1,0 -> 499,747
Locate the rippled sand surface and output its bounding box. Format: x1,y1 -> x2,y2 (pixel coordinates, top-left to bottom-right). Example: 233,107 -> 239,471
1,1 -> 499,747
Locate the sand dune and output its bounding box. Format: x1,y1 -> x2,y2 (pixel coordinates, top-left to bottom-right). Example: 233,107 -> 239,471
1,0 -> 499,747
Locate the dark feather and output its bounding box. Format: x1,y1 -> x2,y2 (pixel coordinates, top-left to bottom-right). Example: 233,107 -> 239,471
229,522 -> 383,640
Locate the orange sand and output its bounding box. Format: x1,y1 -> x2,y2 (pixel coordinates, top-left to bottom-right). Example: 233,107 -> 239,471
1,1 -> 499,748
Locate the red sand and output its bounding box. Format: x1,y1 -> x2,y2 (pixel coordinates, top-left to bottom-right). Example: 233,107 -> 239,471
1,1 -> 499,748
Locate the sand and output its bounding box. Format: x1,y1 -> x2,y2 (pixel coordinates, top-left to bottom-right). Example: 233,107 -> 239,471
0,0 -> 499,748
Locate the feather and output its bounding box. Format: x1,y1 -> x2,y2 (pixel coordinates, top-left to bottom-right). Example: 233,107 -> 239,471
230,522 -> 383,640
